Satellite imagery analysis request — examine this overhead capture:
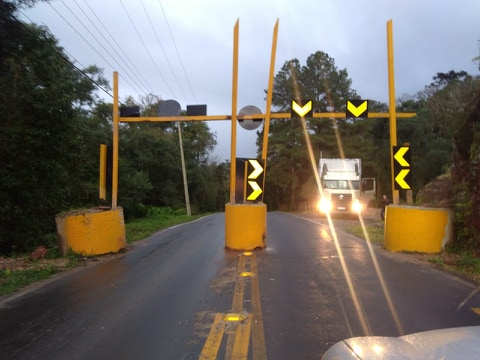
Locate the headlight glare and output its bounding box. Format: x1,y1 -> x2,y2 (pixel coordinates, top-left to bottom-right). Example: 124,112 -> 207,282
318,198 -> 332,213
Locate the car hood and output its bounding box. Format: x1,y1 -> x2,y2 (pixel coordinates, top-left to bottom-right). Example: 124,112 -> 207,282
322,326 -> 480,359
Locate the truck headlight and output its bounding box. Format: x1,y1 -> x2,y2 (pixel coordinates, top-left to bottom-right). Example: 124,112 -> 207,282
352,199 -> 362,213
318,198 -> 332,213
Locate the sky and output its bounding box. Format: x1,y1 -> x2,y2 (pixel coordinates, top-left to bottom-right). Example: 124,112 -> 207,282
20,0 -> 480,161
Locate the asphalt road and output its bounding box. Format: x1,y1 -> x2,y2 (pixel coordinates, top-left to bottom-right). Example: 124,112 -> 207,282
1,212 -> 479,359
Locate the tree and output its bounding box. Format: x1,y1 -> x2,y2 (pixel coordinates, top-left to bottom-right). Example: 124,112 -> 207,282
0,15 -> 106,253
115,96 -> 219,216
450,90 -> 480,253
259,51 -> 359,210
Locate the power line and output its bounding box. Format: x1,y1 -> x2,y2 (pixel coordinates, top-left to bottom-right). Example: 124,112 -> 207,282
79,0 -> 155,96
22,1 -> 199,107
70,0 -> 151,96
18,13 -> 116,101
57,1 -> 147,97
119,0 -> 177,98
158,0 -> 197,103
140,0 -> 188,103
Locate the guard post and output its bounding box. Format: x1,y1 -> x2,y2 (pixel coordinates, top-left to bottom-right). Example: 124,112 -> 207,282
225,20 -> 278,250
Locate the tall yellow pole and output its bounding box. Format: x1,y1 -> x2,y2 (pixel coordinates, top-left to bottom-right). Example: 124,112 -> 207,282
112,71 -> 119,209
387,20 -> 399,205
262,19 -> 279,162
229,19 -> 239,203
225,19 -> 267,251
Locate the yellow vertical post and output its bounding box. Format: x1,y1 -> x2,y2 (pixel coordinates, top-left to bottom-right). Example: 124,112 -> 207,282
229,19 -> 239,204
387,19 -> 399,205
112,71 -> 119,209
99,144 -> 107,200
225,20 -> 266,251
262,19 -> 279,163
243,161 -> 248,202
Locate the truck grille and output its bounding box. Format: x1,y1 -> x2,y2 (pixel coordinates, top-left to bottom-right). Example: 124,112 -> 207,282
332,193 -> 352,210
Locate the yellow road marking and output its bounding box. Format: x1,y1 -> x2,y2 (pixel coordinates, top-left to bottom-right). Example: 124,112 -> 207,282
250,255 -> 267,360
232,315 -> 252,359
231,257 -> 246,312
199,313 -> 226,360
199,252 -> 266,359
472,308 -> 480,316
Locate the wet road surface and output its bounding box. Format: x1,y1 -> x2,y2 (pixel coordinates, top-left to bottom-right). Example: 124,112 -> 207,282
1,212 -> 479,359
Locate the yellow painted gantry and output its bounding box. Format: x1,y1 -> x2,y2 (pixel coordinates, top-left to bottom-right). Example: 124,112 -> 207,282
110,19 -> 414,250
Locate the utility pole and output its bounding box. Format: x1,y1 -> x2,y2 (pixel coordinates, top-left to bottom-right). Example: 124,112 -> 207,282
177,122 -> 191,216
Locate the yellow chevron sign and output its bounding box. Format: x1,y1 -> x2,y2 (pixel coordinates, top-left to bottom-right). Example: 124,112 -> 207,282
346,99 -> 368,118
291,100 -> 313,118
393,146 -> 411,190
248,159 -> 263,179
394,146 -> 410,167
246,159 -> 264,201
247,181 -> 262,201
395,169 -> 411,190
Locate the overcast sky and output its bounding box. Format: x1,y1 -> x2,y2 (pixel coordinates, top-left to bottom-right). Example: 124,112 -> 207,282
20,0 -> 480,161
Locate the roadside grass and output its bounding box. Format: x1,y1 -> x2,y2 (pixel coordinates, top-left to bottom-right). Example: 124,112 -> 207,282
344,222 -> 385,245
345,221 -> 480,284
0,266 -> 58,296
125,208 -> 204,243
0,207 -> 205,297
428,252 -> 480,284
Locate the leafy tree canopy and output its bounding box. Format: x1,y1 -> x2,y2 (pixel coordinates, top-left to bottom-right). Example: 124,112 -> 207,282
0,12 -> 108,253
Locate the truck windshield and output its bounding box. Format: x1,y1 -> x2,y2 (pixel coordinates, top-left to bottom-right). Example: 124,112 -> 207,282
323,180 -> 359,190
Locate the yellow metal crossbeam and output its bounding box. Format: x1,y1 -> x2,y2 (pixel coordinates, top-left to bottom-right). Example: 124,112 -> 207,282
118,112 -> 416,123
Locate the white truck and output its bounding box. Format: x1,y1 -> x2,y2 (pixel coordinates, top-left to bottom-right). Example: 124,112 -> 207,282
317,158 -> 376,214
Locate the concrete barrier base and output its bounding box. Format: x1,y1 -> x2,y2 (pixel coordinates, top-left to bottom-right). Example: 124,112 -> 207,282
55,207 -> 126,256
225,203 -> 267,250
384,205 -> 454,253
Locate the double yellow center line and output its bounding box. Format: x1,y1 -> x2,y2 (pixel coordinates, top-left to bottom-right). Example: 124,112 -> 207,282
199,251 -> 267,359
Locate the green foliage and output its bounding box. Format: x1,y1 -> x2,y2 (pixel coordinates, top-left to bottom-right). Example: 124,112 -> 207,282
261,50 -> 480,219
261,51 -> 377,210
125,206 -> 204,243
0,266 -> 57,296
117,115 -> 222,216
0,18 -> 109,254
429,252 -> 480,283
345,223 -> 385,245
450,89 -> 480,253
0,7 -> 224,255
119,170 -> 153,220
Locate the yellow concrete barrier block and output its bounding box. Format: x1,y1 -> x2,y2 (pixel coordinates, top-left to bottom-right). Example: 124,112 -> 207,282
384,205 -> 454,253
225,203 -> 266,250
55,207 -> 126,256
